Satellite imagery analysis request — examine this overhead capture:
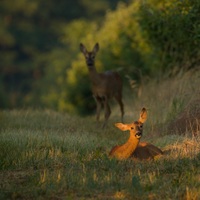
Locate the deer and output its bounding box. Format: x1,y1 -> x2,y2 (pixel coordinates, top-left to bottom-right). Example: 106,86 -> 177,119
132,141 -> 163,160
109,108 -> 163,160
80,43 -> 124,128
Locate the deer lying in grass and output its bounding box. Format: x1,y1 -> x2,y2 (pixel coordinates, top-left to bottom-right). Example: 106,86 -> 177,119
109,108 -> 163,160
80,43 -> 124,128
132,142 -> 163,160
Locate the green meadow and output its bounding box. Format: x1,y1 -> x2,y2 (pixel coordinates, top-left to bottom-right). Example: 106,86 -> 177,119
0,70 -> 200,199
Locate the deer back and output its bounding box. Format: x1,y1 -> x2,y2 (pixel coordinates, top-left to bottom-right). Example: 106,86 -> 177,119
91,71 -> 122,98
132,142 -> 163,160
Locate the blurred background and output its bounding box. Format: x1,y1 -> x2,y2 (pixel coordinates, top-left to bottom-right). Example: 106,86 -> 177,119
0,0 -> 200,115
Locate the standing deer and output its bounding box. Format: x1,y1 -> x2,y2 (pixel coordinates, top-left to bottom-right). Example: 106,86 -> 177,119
80,43 -> 124,128
109,108 -> 163,160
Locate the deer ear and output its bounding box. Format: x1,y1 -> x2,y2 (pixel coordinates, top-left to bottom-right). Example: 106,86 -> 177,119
138,108 -> 147,123
92,43 -> 99,54
80,43 -> 87,54
115,123 -> 129,131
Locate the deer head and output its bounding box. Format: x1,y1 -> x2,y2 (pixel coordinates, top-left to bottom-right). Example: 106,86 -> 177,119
115,108 -> 147,139
80,43 -> 99,68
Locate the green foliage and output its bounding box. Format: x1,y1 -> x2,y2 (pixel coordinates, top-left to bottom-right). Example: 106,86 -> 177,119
64,2 -> 152,114
0,0 -> 125,111
1,0 -> 200,115
139,0 -> 200,74
61,0 -> 200,114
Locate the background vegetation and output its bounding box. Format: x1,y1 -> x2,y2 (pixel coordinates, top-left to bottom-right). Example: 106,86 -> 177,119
1,0 -> 200,199
1,0 -> 200,114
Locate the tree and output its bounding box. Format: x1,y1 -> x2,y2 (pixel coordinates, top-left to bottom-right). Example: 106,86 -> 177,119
0,0 -> 126,109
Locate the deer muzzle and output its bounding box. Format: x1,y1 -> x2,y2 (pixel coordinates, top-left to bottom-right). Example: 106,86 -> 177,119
135,132 -> 142,139
86,59 -> 94,67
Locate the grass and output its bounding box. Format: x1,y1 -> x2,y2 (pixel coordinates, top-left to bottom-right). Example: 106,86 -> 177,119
0,70 -> 200,199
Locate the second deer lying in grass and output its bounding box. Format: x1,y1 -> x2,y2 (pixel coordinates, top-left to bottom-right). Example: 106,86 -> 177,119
109,108 -> 163,160
80,43 -> 124,128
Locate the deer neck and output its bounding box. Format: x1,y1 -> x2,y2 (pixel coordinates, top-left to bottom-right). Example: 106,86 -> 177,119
87,65 -> 101,85
118,134 -> 140,160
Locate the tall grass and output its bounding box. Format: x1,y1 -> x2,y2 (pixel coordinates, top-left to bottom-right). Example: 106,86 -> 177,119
0,70 -> 200,199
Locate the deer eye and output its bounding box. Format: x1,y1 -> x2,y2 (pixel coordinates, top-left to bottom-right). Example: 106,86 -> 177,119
140,125 -> 143,128
131,127 -> 134,130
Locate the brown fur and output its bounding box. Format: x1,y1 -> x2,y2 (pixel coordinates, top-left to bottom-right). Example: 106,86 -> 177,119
80,43 -> 124,128
109,108 -> 147,160
132,142 -> 163,160
109,108 -> 163,160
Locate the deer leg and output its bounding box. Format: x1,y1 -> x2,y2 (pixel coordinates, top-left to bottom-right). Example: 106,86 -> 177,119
115,95 -> 124,122
102,96 -> 111,128
94,96 -> 102,122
